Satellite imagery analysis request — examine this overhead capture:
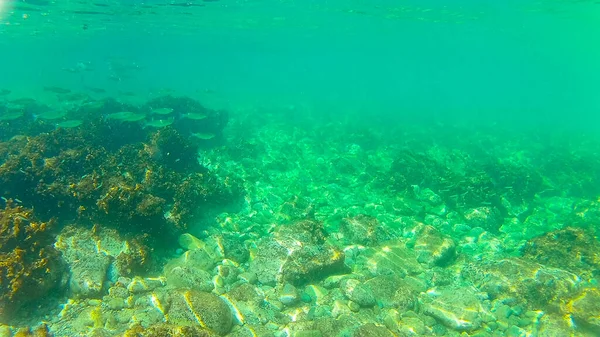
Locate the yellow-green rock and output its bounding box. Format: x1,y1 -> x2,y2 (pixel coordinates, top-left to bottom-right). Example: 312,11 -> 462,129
167,289 -> 233,336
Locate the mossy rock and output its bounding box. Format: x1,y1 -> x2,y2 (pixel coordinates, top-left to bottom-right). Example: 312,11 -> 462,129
122,323 -> 217,337
167,289 -> 233,336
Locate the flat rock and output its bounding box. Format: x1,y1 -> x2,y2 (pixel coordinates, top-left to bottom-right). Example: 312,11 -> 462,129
420,286 -> 491,332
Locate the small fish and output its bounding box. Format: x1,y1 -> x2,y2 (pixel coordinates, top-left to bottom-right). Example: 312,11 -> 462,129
36,110 -> 67,120
0,89 -> 10,96
43,86 -> 71,94
107,111 -> 146,122
81,100 -> 105,110
151,107 -> 174,115
62,93 -> 89,101
191,132 -> 216,140
144,118 -> 174,128
122,113 -> 147,122
182,112 -> 207,120
106,111 -> 136,120
62,62 -> 92,73
85,86 -> 106,94
10,98 -> 35,105
5,103 -> 24,110
56,120 -> 83,128
0,111 -> 24,121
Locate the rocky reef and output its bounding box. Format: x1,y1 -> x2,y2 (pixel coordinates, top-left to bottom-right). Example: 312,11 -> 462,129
2,92 -> 600,336
0,96 -> 241,240
0,94 -> 240,328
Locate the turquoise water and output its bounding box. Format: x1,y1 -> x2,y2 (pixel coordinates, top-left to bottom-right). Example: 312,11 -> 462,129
2,0 -> 600,124
1,1 -> 600,336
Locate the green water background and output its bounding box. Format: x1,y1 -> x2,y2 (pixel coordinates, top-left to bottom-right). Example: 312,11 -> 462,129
1,0 -> 599,128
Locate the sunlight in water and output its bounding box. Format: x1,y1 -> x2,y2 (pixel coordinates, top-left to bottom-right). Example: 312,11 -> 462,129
0,0 -> 10,21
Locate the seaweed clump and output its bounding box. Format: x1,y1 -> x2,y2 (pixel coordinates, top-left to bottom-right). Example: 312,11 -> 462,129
0,202 -> 66,323
522,227 -> 600,278
0,100 -> 241,240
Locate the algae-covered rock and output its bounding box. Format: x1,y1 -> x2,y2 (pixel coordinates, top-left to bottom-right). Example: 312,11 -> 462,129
353,323 -> 395,337
165,247 -> 219,275
225,325 -> 273,337
339,215 -> 392,246
313,315 -> 359,337
224,283 -> 279,327
363,275 -> 417,310
122,323 -> 217,337
247,238 -> 288,286
535,313 -> 580,337
411,225 -> 456,267
55,226 -> 150,298
340,279 -> 376,308
564,287 -> 600,334
420,286 -> 491,332
522,227 -> 600,278
11,324 -> 52,337
167,289 -> 233,335
248,219 -> 346,286
278,283 -> 299,306
465,258 -> 580,312
68,252 -> 111,298
463,206 -> 503,233
126,276 -> 166,294
0,203 -> 66,323
383,312 -> 430,336
275,219 -> 327,245
228,283 -> 262,303
163,233 -> 222,292
165,265 -> 213,292
281,244 -> 346,286
215,233 -> 250,264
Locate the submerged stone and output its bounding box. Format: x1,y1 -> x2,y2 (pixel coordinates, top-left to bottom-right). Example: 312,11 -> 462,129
412,225 -> 456,267
420,286 -> 491,332
55,226 -> 149,298
352,323 -> 396,337
278,283 -> 299,305
340,279 -> 376,307
358,243 -> 424,278
463,206 -> 503,233
522,227 -> 600,278
68,253 -> 111,298
248,219 -> 346,286
122,323 -> 217,337
363,275 -> 417,310
167,289 -> 233,335
465,258 -> 581,313
178,233 -> 206,250
564,287 -> 600,334
339,214 -> 392,246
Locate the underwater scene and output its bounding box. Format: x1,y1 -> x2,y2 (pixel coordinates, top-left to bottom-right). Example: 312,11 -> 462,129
1,0 -> 600,336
